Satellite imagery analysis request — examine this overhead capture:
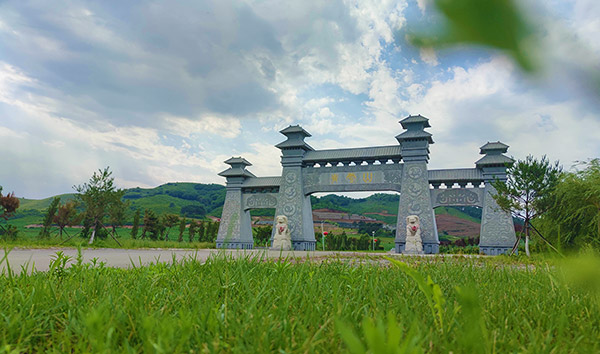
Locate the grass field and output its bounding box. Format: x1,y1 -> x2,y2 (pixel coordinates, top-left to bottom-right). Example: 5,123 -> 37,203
1,251 -> 599,353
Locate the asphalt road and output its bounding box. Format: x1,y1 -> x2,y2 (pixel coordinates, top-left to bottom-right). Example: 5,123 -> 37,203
0,248 -> 351,274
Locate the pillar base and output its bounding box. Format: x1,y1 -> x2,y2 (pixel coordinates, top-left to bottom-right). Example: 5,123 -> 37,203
395,242 -> 439,254
293,241 -> 316,251
216,241 -> 254,249
480,246 -> 513,255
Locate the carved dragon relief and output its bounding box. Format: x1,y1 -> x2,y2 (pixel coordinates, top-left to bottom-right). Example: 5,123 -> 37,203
432,188 -> 482,208
244,194 -> 278,210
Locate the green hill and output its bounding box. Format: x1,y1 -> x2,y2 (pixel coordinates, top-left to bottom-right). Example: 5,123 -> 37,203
19,193 -> 78,210
12,183 -> 226,225
123,183 -> 225,218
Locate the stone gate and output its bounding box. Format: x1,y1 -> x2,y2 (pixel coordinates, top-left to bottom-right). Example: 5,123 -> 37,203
216,115 -> 516,255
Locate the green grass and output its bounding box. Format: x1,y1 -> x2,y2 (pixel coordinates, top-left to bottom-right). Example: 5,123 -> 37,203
0,225 -> 214,249
0,237 -> 214,250
1,252 -> 598,352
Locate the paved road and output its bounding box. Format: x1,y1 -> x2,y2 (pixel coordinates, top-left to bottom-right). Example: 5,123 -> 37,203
0,248 -> 359,274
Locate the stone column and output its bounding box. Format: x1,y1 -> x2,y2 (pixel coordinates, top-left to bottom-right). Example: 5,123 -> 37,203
273,125 -> 316,251
216,157 -> 254,249
476,142 -> 517,255
394,115 -> 439,254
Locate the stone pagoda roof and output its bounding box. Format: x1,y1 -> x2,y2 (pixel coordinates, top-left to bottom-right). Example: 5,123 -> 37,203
223,157 -> 252,166
275,125 -> 314,151
218,156 -> 256,178
303,145 -> 402,164
475,154 -> 514,167
479,141 -> 509,154
279,125 -> 312,137
475,141 -> 514,167
399,114 -> 431,129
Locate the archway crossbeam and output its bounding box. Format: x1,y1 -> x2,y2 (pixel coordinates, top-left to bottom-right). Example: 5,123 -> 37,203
216,115 -> 517,255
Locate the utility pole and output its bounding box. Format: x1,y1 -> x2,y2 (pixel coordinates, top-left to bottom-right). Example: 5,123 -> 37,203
372,230 -> 375,251
321,222 -> 325,251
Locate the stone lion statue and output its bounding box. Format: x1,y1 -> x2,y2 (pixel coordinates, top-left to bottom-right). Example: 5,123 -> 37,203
271,215 -> 292,251
403,215 -> 423,254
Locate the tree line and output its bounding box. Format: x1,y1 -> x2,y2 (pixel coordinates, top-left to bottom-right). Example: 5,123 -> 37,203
128,208 -> 219,242
315,231 -> 384,251
1,167 -> 220,244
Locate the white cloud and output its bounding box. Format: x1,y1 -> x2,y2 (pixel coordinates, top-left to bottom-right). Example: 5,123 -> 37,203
419,48 -> 439,66
0,126 -> 26,139
163,115 -> 242,139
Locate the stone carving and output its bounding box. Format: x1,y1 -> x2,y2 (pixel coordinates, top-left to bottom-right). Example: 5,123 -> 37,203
480,185 -> 516,247
303,172 -> 319,188
396,162 -> 438,253
278,168 -> 303,237
246,194 -> 277,209
284,186 -> 298,198
383,170 -> 402,184
271,215 -> 292,251
403,215 -> 423,254
303,165 -> 402,194
408,182 -> 422,197
284,170 -> 297,183
217,191 -> 241,242
435,189 -> 480,206
216,189 -> 253,249
407,165 -> 423,179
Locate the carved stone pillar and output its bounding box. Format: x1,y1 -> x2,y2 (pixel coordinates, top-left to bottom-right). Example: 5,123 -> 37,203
216,187 -> 253,249
396,161 -> 438,253
476,142 -> 517,255
273,125 -> 316,251
216,157 -> 254,249
274,166 -> 315,250
394,115 -> 439,253
480,184 -> 517,255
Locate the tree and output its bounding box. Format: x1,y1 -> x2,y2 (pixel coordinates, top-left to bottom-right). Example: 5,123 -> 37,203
545,159 -> 600,248
142,209 -> 160,240
108,198 -> 129,239
178,217 -> 187,242
53,201 -> 81,239
253,226 -> 272,246
162,214 -> 180,241
131,209 -> 141,239
206,221 -> 219,242
339,231 -> 348,250
39,197 -> 61,238
0,186 -> 20,239
197,221 -> 205,242
180,205 -> 206,218
74,167 -> 126,244
188,220 -> 197,242
492,155 -> 562,256
0,186 -> 20,220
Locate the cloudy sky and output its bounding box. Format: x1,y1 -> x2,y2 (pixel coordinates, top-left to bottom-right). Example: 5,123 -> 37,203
1,0 -> 599,199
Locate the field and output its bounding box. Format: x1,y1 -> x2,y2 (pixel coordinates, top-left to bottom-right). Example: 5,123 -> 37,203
1,251 -> 599,353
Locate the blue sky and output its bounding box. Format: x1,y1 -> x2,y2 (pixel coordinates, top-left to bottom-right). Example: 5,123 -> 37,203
1,0 -> 599,199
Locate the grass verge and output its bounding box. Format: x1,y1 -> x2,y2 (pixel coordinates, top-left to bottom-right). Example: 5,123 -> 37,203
0,251 -> 599,352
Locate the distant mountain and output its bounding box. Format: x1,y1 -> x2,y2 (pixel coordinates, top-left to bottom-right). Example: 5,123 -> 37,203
14,184 -> 484,238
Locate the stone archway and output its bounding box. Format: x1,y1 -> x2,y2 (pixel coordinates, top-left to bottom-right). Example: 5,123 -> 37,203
216,115 -> 516,255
